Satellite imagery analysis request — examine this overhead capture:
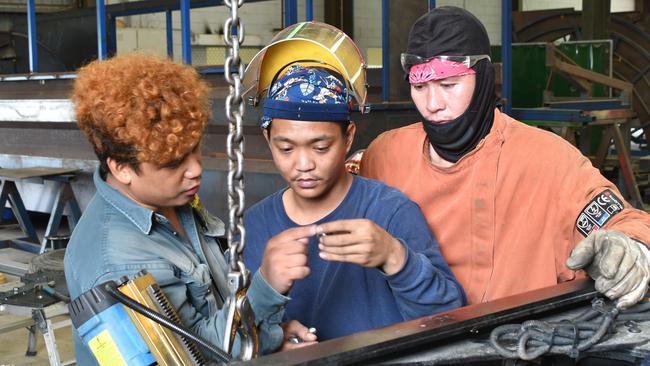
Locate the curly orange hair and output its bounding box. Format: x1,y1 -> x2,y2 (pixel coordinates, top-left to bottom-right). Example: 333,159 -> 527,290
73,54 -> 210,172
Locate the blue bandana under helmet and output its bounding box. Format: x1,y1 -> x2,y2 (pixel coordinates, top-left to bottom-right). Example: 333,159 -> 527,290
261,65 -> 351,128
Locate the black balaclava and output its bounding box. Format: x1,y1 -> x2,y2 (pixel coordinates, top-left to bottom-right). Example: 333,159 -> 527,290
406,6 -> 496,163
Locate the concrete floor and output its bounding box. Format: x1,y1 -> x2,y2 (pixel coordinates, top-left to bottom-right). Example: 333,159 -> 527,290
0,220 -> 75,365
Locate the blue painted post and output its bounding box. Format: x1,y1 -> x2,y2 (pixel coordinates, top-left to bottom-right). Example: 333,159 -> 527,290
181,0 -> 191,64
306,0 -> 313,21
381,0 -> 390,102
27,0 -> 38,72
166,10 -> 174,58
108,16 -> 117,56
428,0 -> 436,10
97,0 -> 107,60
284,0 -> 298,26
501,0 -> 512,114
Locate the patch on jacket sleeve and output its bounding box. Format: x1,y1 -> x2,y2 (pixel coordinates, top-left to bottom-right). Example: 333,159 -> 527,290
576,189 -> 625,237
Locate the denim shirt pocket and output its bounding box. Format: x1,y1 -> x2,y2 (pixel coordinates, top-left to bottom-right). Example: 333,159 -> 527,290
179,262 -> 215,316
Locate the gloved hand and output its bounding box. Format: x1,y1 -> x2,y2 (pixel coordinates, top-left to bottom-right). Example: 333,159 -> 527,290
566,229 -> 650,309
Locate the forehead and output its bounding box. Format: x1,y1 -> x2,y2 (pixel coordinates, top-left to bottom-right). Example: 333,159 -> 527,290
422,74 -> 476,84
269,118 -> 344,138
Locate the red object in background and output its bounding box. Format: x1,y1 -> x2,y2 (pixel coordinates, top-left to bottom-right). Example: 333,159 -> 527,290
345,149 -> 365,175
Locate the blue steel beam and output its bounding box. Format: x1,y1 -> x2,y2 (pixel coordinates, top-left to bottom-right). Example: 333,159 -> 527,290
509,108 -> 593,123
108,15 -> 117,56
166,10 -> 174,58
181,0 -> 191,64
27,0 -> 38,72
97,0 -> 107,60
284,0 -> 298,26
108,0 -> 219,17
381,0 -> 390,102
306,0 -> 313,21
501,0 -> 512,114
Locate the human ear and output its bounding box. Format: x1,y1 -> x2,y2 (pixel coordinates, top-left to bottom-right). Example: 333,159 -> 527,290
107,158 -> 133,185
345,123 -> 356,153
262,128 -> 271,145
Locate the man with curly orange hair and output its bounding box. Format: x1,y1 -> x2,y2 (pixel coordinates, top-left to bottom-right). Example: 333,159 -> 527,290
63,54 -> 292,364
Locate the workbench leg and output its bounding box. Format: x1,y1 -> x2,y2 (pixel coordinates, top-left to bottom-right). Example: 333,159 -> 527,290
593,128 -> 613,171
40,182 -> 82,253
25,324 -> 38,356
611,124 -> 644,208
0,180 -> 39,243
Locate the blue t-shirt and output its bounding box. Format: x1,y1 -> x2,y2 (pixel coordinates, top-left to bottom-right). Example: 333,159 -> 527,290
244,175 -> 465,340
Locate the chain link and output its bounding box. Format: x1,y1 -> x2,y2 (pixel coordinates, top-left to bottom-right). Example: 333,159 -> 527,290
224,0 -> 246,275
223,0 -> 259,359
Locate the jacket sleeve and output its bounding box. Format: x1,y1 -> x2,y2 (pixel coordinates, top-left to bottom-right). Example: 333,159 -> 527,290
384,200 -> 466,319
556,142 -> 650,279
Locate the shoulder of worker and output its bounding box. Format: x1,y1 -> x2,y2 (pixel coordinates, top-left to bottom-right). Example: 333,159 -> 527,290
497,109 -> 588,163
350,175 -> 423,218
367,122 -> 424,151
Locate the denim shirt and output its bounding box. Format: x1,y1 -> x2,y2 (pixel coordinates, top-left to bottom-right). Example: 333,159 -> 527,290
64,170 -> 288,365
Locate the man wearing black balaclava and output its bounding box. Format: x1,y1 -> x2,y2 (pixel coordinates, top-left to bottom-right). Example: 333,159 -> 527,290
361,6 -> 650,309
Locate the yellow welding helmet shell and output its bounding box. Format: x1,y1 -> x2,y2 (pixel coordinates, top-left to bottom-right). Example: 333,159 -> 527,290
243,21 -> 368,112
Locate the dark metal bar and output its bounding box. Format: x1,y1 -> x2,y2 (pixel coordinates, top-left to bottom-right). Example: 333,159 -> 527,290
181,0 -> 191,64
238,279 -> 596,365
502,0 -> 512,114
510,108 -> 594,122
108,15 -> 117,56
166,10 -> 174,58
107,0 -> 217,17
27,0 -> 38,72
284,0 -> 298,26
381,0 -> 390,102
97,0 -> 107,60
305,0 -> 313,21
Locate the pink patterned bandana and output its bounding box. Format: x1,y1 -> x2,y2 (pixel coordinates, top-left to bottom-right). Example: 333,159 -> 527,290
408,57 -> 475,84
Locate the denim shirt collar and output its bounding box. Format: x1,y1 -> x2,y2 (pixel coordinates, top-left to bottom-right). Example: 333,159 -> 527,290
93,169 -> 156,234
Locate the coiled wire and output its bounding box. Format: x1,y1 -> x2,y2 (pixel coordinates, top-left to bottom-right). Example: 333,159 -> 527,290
490,297 -> 650,360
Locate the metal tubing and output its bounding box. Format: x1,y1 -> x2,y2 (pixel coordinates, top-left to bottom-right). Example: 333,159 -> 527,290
96,0 -> 107,60
306,0 -> 313,21
381,0 -> 390,102
27,0 -> 38,72
284,0 -> 298,26
501,0 -> 512,114
181,0 -> 191,64
166,10 -> 174,58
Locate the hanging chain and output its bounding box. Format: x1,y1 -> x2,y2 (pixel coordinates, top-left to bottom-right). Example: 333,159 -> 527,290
224,0 -> 246,274
223,0 -> 258,360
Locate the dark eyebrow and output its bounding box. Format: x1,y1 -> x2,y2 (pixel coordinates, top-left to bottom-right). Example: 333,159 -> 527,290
271,135 -> 335,144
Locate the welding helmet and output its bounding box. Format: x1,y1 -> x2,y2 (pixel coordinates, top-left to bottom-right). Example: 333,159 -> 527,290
243,21 -> 368,114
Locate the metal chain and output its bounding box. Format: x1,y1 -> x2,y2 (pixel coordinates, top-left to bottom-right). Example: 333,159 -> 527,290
224,0 -> 246,275
223,0 -> 259,360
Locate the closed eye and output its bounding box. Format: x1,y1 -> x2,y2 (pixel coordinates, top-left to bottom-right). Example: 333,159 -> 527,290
277,146 -> 293,154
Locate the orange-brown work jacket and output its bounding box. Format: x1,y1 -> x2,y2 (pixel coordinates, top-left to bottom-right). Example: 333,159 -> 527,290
361,109 -> 650,304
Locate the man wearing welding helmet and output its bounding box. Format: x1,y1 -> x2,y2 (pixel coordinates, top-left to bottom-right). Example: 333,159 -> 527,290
361,6 -> 650,309
241,22 -> 465,346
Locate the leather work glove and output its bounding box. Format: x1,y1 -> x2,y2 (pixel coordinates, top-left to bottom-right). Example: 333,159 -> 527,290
566,229 -> 650,309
